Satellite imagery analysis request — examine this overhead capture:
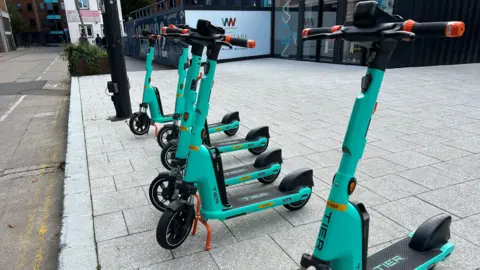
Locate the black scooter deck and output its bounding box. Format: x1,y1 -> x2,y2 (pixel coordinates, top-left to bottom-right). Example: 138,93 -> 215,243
227,186 -> 296,210
367,238 -> 442,269
212,138 -> 248,147
224,164 -> 265,179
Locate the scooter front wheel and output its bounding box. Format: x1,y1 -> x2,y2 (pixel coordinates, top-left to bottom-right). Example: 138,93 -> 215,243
156,203 -> 195,250
129,112 -> 150,135
161,141 -> 186,171
248,138 -> 269,155
157,124 -> 178,148
149,172 -> 176,212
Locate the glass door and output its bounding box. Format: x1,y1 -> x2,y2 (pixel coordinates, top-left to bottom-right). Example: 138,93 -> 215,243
302,0 -> 320,61
341,0 -> 365,65
273,0 -> 299,59
319,0 -> 337,62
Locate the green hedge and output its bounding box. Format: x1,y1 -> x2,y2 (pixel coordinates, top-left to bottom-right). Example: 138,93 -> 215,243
61,43 -> 108,76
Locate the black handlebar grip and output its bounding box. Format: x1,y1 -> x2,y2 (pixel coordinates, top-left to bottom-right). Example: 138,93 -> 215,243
161,26 -> 189,34
402,20 -> 465,38
302,25 -> 342,37
224,36 -> 256,48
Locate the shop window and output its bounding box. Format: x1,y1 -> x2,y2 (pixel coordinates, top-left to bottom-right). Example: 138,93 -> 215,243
27,3 -> 33,11
80,25 -> 94,37
30,19 -> 36,27
77,0 -> 89,9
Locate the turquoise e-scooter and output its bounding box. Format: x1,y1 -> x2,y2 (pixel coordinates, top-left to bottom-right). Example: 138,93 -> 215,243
158,26 -> 272,171
148,24 -> 283,212
154,19 -> 314,251
299,2 -> 465,270
128,30 -> 241,140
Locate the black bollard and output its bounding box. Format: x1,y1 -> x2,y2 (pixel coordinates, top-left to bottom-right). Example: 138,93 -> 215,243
102,0 -> 132,120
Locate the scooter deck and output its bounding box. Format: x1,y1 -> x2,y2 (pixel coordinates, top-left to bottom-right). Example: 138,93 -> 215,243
227,186 -> 296,209
208,122 -> 226,129
212,138 -> 249,147
224,164 -> 263,179
367,238 -> 442,269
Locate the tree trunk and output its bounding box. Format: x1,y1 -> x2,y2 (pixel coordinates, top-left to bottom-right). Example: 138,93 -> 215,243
75,0 -> 86,40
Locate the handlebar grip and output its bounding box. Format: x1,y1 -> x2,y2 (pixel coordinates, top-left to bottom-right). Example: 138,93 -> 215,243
224,36 -> 256,48
302,25 -> 342,37
402,20 -> 465,38
161,26 -> 189,34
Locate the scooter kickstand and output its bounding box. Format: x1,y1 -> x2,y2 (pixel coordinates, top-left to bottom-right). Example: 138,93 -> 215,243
150,123 -> 159,137
192,194 -> 212,251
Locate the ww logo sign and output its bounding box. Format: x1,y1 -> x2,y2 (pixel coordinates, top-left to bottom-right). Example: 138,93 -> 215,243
222,18 -> 237,27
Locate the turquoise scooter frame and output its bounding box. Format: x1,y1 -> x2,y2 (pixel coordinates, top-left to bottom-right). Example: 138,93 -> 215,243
158,27 -> 272,171
156,25 -> 242,148
155,19 -> 314,251
148,25 -> 283,212
128,31 -> 173,136
128,30 -> 241,140
299,2 -> 464,270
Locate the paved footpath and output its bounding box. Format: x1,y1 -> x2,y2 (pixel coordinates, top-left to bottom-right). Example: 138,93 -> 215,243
66,58 -> 480,270
0,47 -> 69,270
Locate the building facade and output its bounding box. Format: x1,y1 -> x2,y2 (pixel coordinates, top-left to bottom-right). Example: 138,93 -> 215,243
6,0 -> 69,45
125,0 -> 480,68
64,0 -> 124,44
1,0 -> 15,51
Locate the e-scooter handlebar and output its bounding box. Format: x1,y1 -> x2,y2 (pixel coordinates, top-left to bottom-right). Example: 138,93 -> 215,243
224,36 -> 256,48
302,20 -> 464,42
161,25 -> 189,35
132,31 -> 163,40
302,25 -> 341,37
402,20 -> 465,38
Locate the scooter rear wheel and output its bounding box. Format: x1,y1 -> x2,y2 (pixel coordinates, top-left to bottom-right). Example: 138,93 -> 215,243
156,204 -> 194,250
283,194 -> 311,211
223,124 -> 239,137
129,112 -> 150,135
248,137 -> 269,155
157,125 -> 178,148
149,173 -> 176,212
258,170 -> 280,184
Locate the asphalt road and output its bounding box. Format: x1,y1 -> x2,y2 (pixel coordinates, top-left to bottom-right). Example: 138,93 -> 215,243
0,47 -> 69,270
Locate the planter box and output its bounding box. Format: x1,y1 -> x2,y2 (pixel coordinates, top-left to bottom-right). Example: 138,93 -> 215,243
75,56 -> 110,76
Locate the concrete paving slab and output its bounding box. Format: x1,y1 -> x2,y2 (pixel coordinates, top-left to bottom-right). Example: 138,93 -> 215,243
94,212 -> 128,242
382,150 -> 441,169
358,157 -> 408,178
415,144 -> 472,161
432,154 -> 480,180
210,235 -> 298,270
97,230 -> 173,270
140,251 -> 219,270
396,166 -> 466,190
92,187 -> 148,216
451,214 -> 480,246
90,176 -> 117,195
373,197 -> 455,231
123,205 -> 160,235
114,169 -> 160,190
371,137 -> 422,153
416,179 -> 480,218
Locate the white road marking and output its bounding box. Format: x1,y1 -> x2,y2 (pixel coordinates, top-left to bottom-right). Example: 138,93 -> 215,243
0,95 -> 26,122
36,76 -> 42,81
33,111 -> 57,118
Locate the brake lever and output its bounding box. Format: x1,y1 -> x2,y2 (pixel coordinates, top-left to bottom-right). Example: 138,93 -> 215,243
215,40 -> 233,49
381,30 -> 416,41
302,31 -> 343,41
